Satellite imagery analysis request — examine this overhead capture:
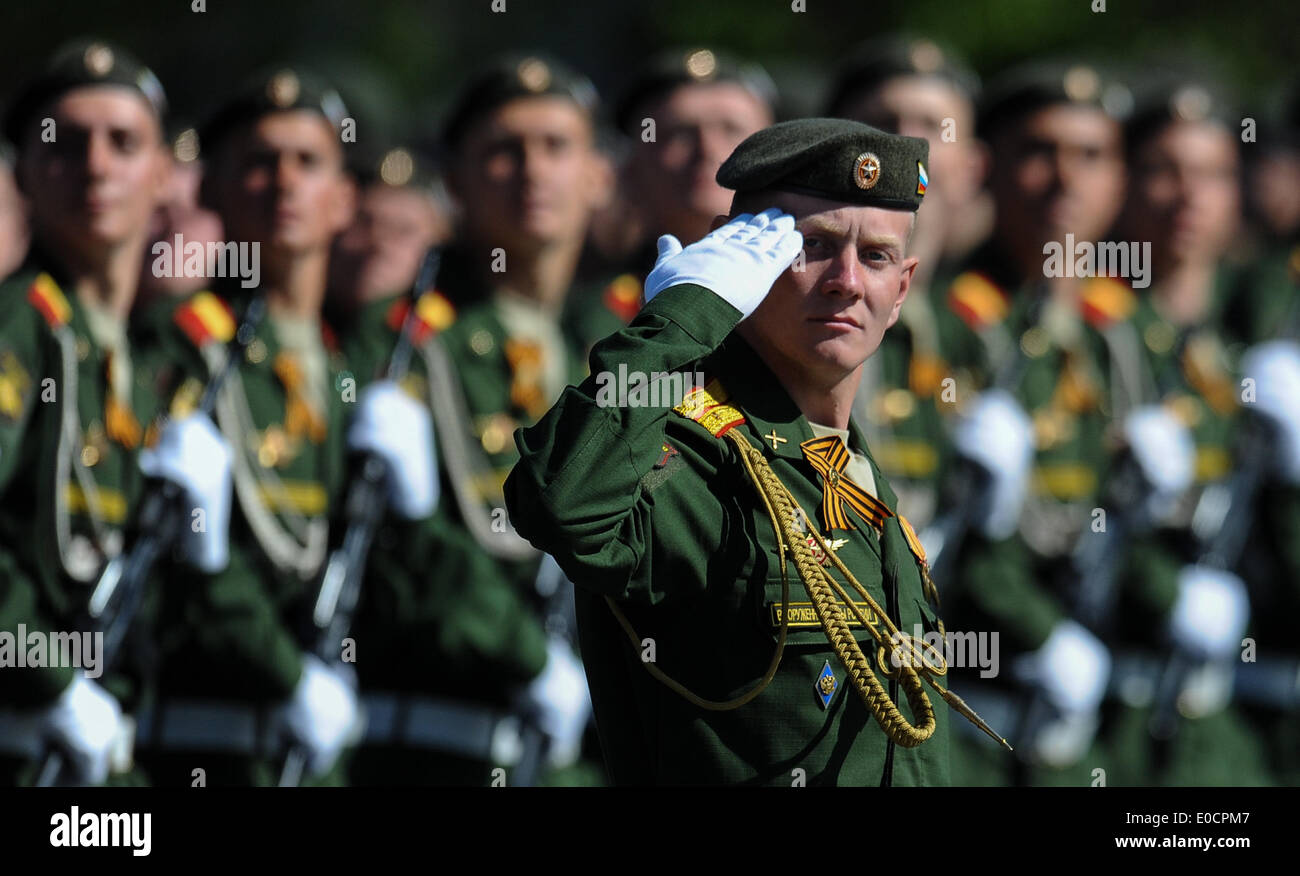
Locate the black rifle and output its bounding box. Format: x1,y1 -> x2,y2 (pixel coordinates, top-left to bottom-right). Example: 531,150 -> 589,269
509,554 -> 580,788
277,247 -> 442,787
1147,412 -> 1270,740
36,294 -> 267,787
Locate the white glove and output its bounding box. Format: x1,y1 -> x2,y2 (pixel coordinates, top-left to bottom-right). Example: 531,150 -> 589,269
281,654 -> 360,777
347,380 -> 438,520
1016,619 -> 1112,715
521,637 -> 591,770
643,209 -> 804,319
138,414 -> 233,573
1123,405 -> 1196,523
1241,340 -> 1300,484
41,676 -> 124,785
1169,565 -> 1250,660
951,389 -> 1035,540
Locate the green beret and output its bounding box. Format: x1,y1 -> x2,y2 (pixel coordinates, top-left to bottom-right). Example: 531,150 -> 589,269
716,118 -> 929,211
3,38 -> 167,146
199,67 -> 350,156
614,47 -> 777,135
825,35 -> 979,118
979,61 -> 1131,138
441,54 -> 598,152
1124,79 -> 1238,153
354,144 -> 443,193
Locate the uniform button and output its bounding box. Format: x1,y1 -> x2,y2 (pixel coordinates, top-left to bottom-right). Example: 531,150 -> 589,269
1020,327 -> 1050,358
1144,321 -> 1176,354
1168,394 -> 1202,428
470,330 -> 495,356
882,388 -> 916,421
246,339 -> 268,364
80,444 -> 100,467
480,418 -> 508,454
76,337 -> 91,361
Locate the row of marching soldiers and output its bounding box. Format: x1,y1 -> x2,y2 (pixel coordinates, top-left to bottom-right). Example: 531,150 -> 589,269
0,34 -> 1296,787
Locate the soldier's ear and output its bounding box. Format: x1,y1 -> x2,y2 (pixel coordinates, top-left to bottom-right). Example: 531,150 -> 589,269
197,159 -> 220,214
585,149 -> 616,212
327,174 -> 358,235
150,145 -> 175,205
886,256 -> 919,330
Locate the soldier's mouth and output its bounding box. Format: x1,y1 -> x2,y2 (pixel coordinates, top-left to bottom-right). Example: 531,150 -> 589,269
810,314 -> 862,330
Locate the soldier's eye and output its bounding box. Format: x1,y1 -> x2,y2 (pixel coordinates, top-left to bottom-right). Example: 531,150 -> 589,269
110,129 -> 140,154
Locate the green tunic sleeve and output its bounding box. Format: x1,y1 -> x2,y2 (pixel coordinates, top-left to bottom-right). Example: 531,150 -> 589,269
505,284 -> 741,601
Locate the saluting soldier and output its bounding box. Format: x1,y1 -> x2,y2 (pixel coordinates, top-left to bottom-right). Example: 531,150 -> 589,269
344,56 -> 624,786
825,35 -> 986,529
932,63 -> 1135,786
0,39 -> 207,786
136,69 -> 433,786
506,118 -> 1013,786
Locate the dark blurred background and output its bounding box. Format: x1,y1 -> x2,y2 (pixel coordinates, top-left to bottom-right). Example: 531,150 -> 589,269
2,0 -> 1294,142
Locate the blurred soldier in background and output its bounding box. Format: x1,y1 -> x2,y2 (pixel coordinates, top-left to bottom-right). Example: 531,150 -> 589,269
328,142 -> 499,787
1098,80 -> 1273,785
610,47 -> 777,280
934,62 -> 1131,786
1241,82 -> 1300,255
135,127 -> 226,312
328,144 -> 452,314
0,144 -> 29,283
826,35 -> 987,527
346,55 -> 621,786
0,39 -> 183,786
1217,81 -> 1300,787
1230,84 -> 1300,346
135,68 -> 429,786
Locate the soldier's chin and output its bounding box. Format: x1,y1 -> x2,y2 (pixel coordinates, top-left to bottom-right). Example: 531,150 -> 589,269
808,334 -> 872,375
70,215 -> 134,252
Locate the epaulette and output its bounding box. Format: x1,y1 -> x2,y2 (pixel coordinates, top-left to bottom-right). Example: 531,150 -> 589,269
174,291 -> 236,348
26,273 -> 72,328
671,378 -> 745,437
602,273 -> 643,323
1080,276 -> 1136,329
386,290 -> 456,344
947,271 -> 1009,329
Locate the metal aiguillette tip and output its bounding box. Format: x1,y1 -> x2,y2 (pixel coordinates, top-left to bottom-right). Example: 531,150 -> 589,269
935,682 -> 1012,751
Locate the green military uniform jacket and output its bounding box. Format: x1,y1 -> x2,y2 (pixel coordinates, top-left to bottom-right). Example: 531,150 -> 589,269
506,284 -> 952,786
341,247 -> 633,785
934,243 -> 1126,654
146,284 -> 348,705
0,263 -> 169,711
340,289 -> 549,704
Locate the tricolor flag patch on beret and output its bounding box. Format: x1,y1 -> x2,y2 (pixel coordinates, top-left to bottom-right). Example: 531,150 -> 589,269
916,161 -> 928,196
